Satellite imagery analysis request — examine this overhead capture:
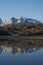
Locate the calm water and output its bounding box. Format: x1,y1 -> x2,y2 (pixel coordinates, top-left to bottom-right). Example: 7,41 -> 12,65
0,39 -> 43,65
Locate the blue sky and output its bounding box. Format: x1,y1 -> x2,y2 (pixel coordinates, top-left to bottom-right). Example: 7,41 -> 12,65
0,0 -> 43,22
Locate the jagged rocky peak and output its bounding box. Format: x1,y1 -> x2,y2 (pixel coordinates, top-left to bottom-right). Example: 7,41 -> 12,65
19,16 -> 24,20
11,17 -> 17,24
17,16 -> 24,23
0,18 -> 3,25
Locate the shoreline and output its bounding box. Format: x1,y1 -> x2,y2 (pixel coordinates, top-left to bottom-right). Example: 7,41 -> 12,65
0,35 -> 43,39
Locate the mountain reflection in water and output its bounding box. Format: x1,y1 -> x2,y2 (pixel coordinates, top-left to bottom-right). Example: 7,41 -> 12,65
0,39 -> 43,54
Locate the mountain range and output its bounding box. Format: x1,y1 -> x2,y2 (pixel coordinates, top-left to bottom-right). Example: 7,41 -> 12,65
5,17 -> 43,25
0,17 -> 43,26
17,17 -> 42,25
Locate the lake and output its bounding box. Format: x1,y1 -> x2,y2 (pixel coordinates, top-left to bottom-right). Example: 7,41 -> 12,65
0,39 -> 43,65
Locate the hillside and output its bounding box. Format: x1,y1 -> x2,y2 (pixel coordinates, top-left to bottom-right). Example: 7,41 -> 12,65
0,24 -> 43,36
